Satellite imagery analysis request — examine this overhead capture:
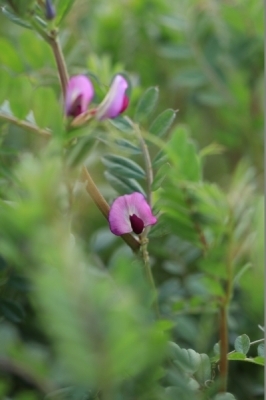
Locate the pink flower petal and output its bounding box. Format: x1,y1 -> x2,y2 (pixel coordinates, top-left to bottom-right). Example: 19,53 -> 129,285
96,75 -> 129,120
65,75 -> 94,117
108,192 -> 157,236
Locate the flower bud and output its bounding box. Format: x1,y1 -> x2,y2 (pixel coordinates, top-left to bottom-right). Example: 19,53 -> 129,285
65,75 -> 94,118
95,75 -> 129,120
45,0 -> 56,20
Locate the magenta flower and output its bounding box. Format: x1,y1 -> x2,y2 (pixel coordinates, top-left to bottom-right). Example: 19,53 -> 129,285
95,75 -> 129,120
108,192 -> 157,236
65,75 -> 94,117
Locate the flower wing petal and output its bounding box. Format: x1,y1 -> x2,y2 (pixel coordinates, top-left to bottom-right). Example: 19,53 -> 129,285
108,195 -> 132,235
65,75 -> 94,116
96,75 -> 128,120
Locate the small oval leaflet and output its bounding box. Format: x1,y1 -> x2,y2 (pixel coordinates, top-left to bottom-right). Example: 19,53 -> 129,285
134,87 -> 159,122
234,334 -> 250,355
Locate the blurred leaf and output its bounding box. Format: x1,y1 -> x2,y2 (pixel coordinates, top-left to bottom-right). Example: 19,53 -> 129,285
149,109 -> 177,137
194,354 -> 211,385
152,163 -> 170,191
54,0 -> 76,25
0,69 -> 11,105
31,87 -> 63,135
2,6 -> 32,29
0,38 -> 24,72
0,299 -> 25,323
109,115 -> 134,133
135,87 -> 159,122
257,343 -> 264,357
66,136 -> 95,167
104,171 -> 146,196
234,334 -> 250,355
173,69 -> 207,88
213,393 -> 236,400
102,154 -> 146,179
9,75 -> 32,119
166,126 -> 201,181
114,138 -> 141,154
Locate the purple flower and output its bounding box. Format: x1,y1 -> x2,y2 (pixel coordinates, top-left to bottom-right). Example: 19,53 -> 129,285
108,192 -> 157,236
45,0 -> 56,20
65,75 -> 94,118
96,75 -> 129,120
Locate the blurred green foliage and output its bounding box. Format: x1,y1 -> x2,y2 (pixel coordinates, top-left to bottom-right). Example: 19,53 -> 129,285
0,0 -> 264,399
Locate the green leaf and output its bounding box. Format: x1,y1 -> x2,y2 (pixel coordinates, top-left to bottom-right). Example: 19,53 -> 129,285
32,87 -> 63,135
0,69 -> 11,105
0,38 -> 24,73
149,109 -> 177,137
194,354 -> 211,385
65,136 -> 95,167
55,0 -> 76,25
152,149 -> 168,168
109,116 -> 134,133
2,6 -> 32,29
248,356 -> 264,366
102,154 -> 146,180
9,76 -> 32,119
152,163 -> 170,191
104,171 -> 146,196
234,334 -> 250,355
0,299 -> 25,323
114,139 -> 141,154
134,87 -> 159,122
213,342 -> 220,356
257,343 -> 264,357
213,393 -> 236,400
227,352 -> 246,361
166,126 -> 201,181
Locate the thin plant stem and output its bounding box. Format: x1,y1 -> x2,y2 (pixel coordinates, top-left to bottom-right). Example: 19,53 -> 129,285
134,124 -> 153,206
0,112 -> 51,138
0,357 -> 55,394
140,235 -> 160,318
219,304 -> 228,392
81,166 -> 140,253
219,216 -> 234,392
48,30 -> 69,99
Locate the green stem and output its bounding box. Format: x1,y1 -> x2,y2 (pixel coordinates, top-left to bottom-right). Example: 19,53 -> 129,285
140,235 -> 160,318
219,216 -> 234,392
219,304 -> 228,392
47,30 -> 69,99
135,124 -> 153,206
0,112 -> 51,138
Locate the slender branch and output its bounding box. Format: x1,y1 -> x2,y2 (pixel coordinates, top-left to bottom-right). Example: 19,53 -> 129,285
0,112 -> 51,138
0,357 -> 55,394
135,124 -> 153,206
47,31 -> 69,99
219,304 -> 228,392
81,166 -> 140,253
140,235 -> 160,318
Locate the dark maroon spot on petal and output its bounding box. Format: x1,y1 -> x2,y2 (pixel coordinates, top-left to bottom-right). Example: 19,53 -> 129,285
69,94 -> 83,117
129,214 -> 144,235
119,95 -> 129,114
